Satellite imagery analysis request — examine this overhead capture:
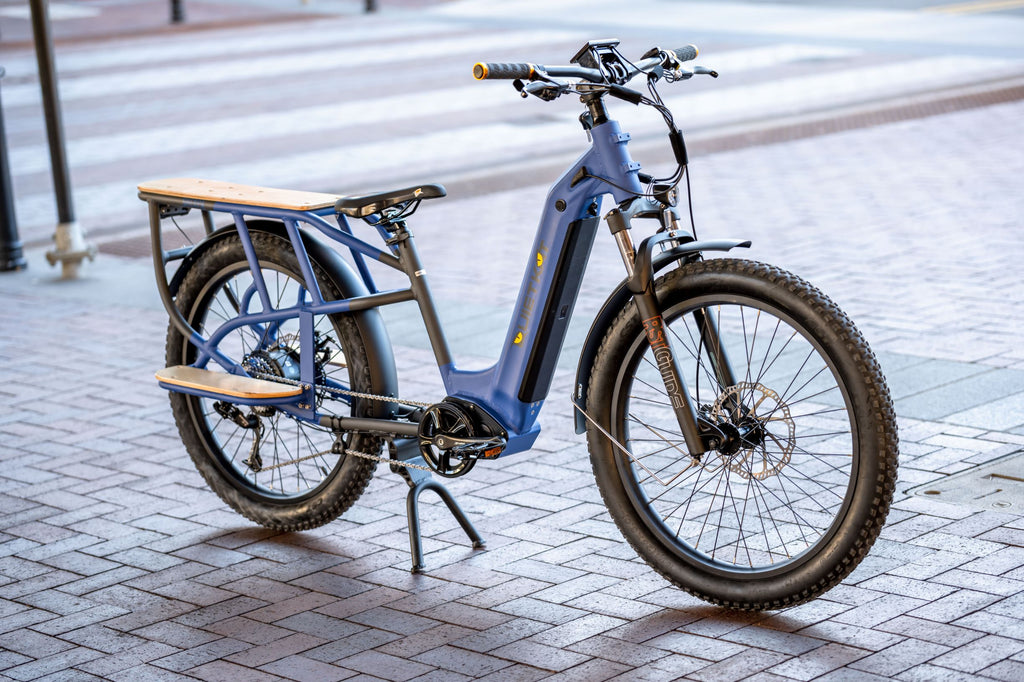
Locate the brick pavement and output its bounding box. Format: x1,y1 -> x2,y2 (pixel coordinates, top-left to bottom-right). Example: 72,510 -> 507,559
2,91 -> 1024,679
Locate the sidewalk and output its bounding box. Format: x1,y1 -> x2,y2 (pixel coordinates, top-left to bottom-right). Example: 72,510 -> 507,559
3,93 -> 1024,679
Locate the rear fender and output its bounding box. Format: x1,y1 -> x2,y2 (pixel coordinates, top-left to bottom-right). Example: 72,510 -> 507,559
171,219 -> 399,416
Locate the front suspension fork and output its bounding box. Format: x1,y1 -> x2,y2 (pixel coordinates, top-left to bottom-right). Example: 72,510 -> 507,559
632,291 -> 710,455
611,209 -> 732,457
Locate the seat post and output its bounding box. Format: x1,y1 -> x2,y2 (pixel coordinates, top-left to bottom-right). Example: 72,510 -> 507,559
388,222 -> 453,369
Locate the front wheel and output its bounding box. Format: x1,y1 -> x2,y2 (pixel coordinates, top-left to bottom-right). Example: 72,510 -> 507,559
586,259 -> 898,610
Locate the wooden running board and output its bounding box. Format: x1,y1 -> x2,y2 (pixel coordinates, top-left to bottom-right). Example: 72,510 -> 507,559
156,366 -> 302,400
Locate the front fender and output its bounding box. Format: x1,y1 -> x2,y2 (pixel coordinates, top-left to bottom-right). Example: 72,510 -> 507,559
573,238 -> 750,433
171,219 -> 399,415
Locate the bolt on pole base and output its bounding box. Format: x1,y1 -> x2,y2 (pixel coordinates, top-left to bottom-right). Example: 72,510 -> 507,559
45,220 -> 96,279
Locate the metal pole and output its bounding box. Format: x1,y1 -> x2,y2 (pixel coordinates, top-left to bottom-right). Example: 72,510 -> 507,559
0,67 -> 28,272
366,0 -> 378,12
171,0 -> 184,23
29,0 -> 95,278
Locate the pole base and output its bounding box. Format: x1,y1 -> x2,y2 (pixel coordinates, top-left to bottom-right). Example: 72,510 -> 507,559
45,220 -> 96,279
0,243 -> 27,272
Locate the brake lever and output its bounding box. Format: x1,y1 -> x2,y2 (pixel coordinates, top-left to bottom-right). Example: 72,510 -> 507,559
521,80 -> 567,101
665,65 -> 718,82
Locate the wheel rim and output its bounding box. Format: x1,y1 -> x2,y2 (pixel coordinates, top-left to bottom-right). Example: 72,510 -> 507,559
613,295 -> 859,576
185,262 -> 354,500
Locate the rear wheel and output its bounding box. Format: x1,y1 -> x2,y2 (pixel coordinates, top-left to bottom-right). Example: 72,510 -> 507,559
587,259 -> 898,609
166,230 -> 381,530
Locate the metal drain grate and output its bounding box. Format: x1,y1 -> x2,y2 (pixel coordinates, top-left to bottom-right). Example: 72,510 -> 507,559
910,450 -> 1024,513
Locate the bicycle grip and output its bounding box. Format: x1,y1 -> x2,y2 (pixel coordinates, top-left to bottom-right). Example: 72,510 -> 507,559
672,45 -> 699,63
473,62 -> 535,80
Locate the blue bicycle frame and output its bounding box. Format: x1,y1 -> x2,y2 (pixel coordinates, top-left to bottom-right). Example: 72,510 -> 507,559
144,113 -> 681,457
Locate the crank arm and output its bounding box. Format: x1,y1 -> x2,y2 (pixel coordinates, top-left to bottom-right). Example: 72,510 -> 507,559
427,434 -> 506,453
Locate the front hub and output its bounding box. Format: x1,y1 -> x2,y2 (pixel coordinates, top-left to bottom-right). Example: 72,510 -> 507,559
711,382 -> 795,480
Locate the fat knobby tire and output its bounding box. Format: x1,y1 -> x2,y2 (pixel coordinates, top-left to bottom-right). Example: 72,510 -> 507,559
586,258 -> 899,610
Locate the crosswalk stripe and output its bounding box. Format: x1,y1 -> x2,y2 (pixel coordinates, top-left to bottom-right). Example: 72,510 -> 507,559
6,43 -> 864,175
1,29 -> 577,106
13,54 -> 1020,235
7,13 -> 1021,243
0,21 -> 459,77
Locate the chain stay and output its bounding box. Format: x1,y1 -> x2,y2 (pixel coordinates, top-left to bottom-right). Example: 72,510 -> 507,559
256,446 -> 435,473
240,372 -> 434,473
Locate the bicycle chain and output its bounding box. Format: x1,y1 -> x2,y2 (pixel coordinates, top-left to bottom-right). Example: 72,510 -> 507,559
247,370 -> 434,408
239,371 -> 436,473
256,447 -> 435,473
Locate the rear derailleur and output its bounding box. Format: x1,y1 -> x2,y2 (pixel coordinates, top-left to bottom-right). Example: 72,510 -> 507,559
213,401 -> 269,472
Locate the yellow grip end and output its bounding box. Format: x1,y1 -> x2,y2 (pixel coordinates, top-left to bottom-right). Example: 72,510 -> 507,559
473,62 -> 488,80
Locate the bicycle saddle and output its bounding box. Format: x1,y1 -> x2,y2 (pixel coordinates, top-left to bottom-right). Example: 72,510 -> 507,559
335,183 -> 446,219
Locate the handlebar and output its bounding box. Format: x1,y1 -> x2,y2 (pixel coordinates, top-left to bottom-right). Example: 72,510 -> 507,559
472,62 -> 535,80
473,43 -> 700,84
672,45 -> 698,63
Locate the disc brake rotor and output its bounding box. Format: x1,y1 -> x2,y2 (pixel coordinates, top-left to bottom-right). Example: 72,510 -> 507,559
711,382 -> 795,480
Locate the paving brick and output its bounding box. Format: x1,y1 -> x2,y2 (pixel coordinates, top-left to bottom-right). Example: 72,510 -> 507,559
833,593 -> 929,629
451,618 -> 550,653
188,660 -> 285,681
60,623 -> 150,654
894,663 -> 997,681
0,606 -> 56,635
75,641 -> 181,677
347,606 -> 443,636
412,645 -> 511,677
644,630 -> 747,662
848,638 -> 951,676
378,624 -> 478,659
151,637 -> 251,672
566,634 -> 669,667
930,634 -> 1022,673
491,597 -> 589,625
721,625 -> 826,656
980,659 -> 1024,682
0,627 -> 76,657
289,571 -> 373,599
544,657 -> 631,682
203,616 -> 295,645
304,628 -> 402,664
529,574 -> 619,605
172,596 -> 270,628
489,639 -> 590,673
315,587 -> 408,620
687,648 -> 792,682
130,621 -> 223,650
2,646 -> 106,681
337,650 -> 435,681
765,642 -> 870,681
224,632 -> 327,667
874,615 -> 982,648
527,613 -> 627,649
258,654 -> 357,682
906,589 -> 1001,624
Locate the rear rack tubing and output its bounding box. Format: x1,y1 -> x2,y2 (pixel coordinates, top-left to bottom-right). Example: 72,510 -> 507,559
148,199 -> 201,344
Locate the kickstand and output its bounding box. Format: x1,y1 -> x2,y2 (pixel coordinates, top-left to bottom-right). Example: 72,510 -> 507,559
390,441 -> 485,573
